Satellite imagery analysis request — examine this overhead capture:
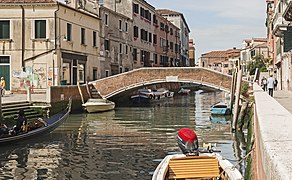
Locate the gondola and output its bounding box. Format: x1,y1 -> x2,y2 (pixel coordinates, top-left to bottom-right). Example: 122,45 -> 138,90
0,99 -> 72,144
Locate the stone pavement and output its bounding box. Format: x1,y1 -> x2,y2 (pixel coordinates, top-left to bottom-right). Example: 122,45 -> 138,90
273,90 -> 292,113
0,93 -> 47,104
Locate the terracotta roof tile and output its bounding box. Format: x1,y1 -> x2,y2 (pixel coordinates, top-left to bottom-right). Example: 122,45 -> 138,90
252,38 -> 267,42
156,9 -> 182,16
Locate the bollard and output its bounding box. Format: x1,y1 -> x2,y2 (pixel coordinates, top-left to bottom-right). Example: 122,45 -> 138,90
27,86 -> 32,102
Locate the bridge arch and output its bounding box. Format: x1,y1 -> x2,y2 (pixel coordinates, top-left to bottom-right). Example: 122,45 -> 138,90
90,67 -> 233,99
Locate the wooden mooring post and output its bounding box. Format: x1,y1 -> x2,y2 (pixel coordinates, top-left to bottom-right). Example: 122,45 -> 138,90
232,69 -> 243,132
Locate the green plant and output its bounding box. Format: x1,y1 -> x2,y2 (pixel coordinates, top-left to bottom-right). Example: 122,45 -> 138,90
240,83 -> 249,96
247,55 -> 268,75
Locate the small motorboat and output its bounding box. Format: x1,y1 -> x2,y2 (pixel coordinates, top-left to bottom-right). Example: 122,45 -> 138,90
130,88 -> 174,102
0,99 -> 71,144
152,128 -> 243,180
178,88 -> 191,95
210,102 -> 231,115
82,98 -> 115,113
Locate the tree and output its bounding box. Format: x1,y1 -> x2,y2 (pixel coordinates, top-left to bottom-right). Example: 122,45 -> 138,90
247,55 -> 268,75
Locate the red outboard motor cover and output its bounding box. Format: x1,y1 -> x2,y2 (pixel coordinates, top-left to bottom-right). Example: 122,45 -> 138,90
177,128 -> 199,155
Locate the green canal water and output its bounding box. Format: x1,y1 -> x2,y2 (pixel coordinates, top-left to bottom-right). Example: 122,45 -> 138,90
0,90 -> 246,179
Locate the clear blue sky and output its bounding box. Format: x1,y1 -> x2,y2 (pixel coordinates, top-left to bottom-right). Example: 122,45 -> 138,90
147,0 -> 267,61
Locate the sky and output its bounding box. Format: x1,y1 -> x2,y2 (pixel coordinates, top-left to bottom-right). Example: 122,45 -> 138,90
147,0 -> 267,61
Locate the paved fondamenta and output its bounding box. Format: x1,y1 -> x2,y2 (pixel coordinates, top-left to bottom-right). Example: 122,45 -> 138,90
1,93 -> 47,104
274,90 -> 292,114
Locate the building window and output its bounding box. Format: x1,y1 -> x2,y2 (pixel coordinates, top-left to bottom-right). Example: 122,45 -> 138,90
149,32 -> 152,43
81,28 -> 85,45
170,42 -> 173,52
170,28 -> 173,35
93,68 -> 97,80
105,39 -> 110,50
67,23 -> 72,41
125,22 -> 128,32
78,64 -> 85,84
133,48 -> 137,61
153,34 -> 157,44
119,43 -> 122,54
154,54 -> 157,64
105,13 -> 108,25
125,45 -> 128,54
35,20 -> 46,39
0,20 -> 10,39
119,20 -> 122,31
134,26 -> 138,38
93,31 -> 97,47
133,3 -> 139,14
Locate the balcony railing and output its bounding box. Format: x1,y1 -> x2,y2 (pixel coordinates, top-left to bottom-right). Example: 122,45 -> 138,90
272,13 -> 288,36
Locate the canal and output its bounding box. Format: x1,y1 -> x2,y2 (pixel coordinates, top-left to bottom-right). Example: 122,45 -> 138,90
0,90 -> 246,179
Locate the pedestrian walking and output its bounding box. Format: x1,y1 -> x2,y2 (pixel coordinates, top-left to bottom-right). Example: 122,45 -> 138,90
267,75 -> 275,97
274,79 -> 278,91
0,77 -> 6,97
261,77 -> 267,91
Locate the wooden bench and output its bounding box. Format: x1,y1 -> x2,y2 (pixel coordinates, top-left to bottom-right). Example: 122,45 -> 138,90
168,156 -> 220,179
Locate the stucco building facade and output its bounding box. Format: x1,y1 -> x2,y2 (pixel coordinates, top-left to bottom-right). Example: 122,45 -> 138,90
0,0 -> 100,92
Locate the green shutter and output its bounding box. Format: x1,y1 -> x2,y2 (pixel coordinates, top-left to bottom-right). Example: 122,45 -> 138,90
35,20 -> 46,39
0,21 -> 10,39
284,26 -> 292,52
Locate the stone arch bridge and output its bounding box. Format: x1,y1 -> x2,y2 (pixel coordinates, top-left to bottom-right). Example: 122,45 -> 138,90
90,67 -> 233,99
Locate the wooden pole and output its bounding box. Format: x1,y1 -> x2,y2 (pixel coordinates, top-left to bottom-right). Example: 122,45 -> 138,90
230,70 -> 237,111
77,82 -> 84,104
232,69 -> 243,132
0,87 -> 2,122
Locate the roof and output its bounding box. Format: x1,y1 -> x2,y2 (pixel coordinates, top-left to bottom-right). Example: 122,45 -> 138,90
0,0 -> 55,3
156,8 -> 190,33
202,48 -> 240,58
254,42 -> 268,48
252,38 -> 267,42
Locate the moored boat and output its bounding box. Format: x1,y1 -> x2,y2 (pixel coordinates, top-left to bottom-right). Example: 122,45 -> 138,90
152,128 -> 243,180
178,88 -> 191,95
152,153 -> 243,180
130,88 -> 174,102
82,98 -> 115,113
210,102 -> 231,115
0,99 -> 71,144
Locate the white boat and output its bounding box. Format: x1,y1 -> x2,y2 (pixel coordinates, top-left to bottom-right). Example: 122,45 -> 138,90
130,88 -> 174,102
178,88 -> 191,95
152,153 -> 243,180
82,98 -> 115,113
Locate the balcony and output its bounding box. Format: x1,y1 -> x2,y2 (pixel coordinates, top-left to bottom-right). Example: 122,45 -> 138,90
283,1 -> 292,21
272,13 -> 288,36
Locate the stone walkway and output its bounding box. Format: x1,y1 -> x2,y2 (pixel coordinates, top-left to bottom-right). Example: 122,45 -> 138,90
0,93 -> 47,104
273,90 -> 292,113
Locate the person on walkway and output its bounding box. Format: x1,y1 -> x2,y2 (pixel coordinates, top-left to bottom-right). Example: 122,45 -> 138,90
261,77 -> 267,91
274,79 -> 278,91
0,77 -> 6,97
14,109 -> 28,134
267,75 -> 275,97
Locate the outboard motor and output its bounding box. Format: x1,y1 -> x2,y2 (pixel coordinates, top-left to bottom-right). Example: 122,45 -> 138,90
177,128 -> 199,155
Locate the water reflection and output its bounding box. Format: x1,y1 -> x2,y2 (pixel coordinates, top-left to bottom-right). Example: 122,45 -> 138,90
0,91 -> 246,179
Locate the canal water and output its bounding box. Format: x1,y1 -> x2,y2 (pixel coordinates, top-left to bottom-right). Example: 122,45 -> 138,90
0,90 -> 246,179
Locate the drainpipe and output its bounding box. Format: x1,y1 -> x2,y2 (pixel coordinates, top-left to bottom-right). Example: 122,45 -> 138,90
54,3 -> 60,86
21,5 -> 25,71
